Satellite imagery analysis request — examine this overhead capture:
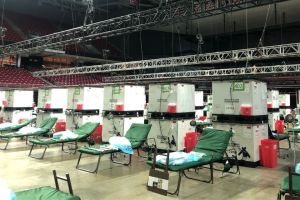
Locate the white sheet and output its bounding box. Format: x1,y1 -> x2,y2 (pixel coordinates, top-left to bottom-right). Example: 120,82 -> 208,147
0,123 -> 15,129
53,130 -> 78,140
17,127 -> 42,134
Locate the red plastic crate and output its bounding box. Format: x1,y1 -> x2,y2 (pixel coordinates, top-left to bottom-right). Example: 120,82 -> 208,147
115,104 -> 124,111
44,103 -> 51,109
2,100 -> 7,106
167,104 -> 177,113
280,102 -> 286,106
240,105 -> 252,116
55,121 -> 66,132
76,103 -> 83,110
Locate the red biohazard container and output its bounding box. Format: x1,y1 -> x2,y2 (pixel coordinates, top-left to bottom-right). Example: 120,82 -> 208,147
280,102 -> 286,107
198,116 -> 206,121
167,103 -> 177,113
76,103 -> 83,110
115,104 -> 124,111
267,103 -> 273,109
90,125 -> 102,144
275,120 -> 285,134
240,104 -> 252,116
184,132 -> 200,153
55,121 -> 66,132
2,100 -> 7,106
260,139 -> 278,168
44,103 -> 51,109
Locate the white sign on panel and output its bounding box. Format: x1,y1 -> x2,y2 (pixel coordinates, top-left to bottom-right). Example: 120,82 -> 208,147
13,91 -> 33,107
124,86 -> 145,111
51,89 -> 68,109
83,87 -> 104,110
194,91 -> 204,107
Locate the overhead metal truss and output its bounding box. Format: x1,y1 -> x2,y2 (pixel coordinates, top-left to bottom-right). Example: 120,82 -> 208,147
1,0 -> 287,56
32,42 -> 300,77
103,64 -> 300,82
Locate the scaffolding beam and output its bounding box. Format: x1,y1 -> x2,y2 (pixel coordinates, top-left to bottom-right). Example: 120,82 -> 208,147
32,42 -> 300,77
0,0 -> 286,56
103,64 -> 300,82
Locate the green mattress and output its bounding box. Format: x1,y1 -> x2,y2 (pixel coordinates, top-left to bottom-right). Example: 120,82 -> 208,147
280,175 -> 300,195
15,186 -> 81,200
29,122 -> 99,145
124,123 -> 152,149
287,127 -> 300,133
148,128 -> 232,172
79,144 -> 119,155
0,120 -> 31,132
0,118 -> 57,139
78,123 -> 152,155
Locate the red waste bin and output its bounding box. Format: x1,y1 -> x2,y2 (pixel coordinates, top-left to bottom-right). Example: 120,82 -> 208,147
184,132 -> 200,153
275,120 -> 285,134
90,125 -> 102,144
260,139 -> 278,168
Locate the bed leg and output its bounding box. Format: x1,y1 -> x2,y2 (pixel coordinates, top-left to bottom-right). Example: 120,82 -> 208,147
210,162 -> 214,184
28,144 -> 48,159
76,152 -> 102,173
75,152 -> 82,169
183,163 -> 214,184
0,138 -> 10,150
111,152 -> 131,166
167,171 -> 182,196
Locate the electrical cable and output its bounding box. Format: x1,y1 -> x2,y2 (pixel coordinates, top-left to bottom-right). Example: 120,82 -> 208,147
257,4 -> 271,47
177,27 -> 182,57
139,30 -> 144,61
123,35 -> 127,62
245,1 -> 249,68
0,0 -> 6,67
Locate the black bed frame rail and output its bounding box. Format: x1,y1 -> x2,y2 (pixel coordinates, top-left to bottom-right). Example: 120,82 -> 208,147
65,109 -> 99,115
37,108 -> 63,113
4,107 -> 33,111
53,170 -> 74,195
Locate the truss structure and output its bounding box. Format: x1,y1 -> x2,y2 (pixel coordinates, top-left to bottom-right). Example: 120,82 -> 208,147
32,42 -> 300,77
1,0 -> 286,56
103,64 -> 300,82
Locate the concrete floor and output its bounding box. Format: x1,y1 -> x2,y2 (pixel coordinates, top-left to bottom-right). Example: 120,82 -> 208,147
0,139 -> 289,200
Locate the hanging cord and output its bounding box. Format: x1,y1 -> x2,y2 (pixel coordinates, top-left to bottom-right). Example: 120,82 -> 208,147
245,1 -> 249,68
105,0 -> 109,61
171,19 -> 175,72
139,31 -> 144,61
123,35 -> 127,62
69,2 -> 80,62
257,4 -> 271,47
0,0 -> 6,67
177,27 -> 182,57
